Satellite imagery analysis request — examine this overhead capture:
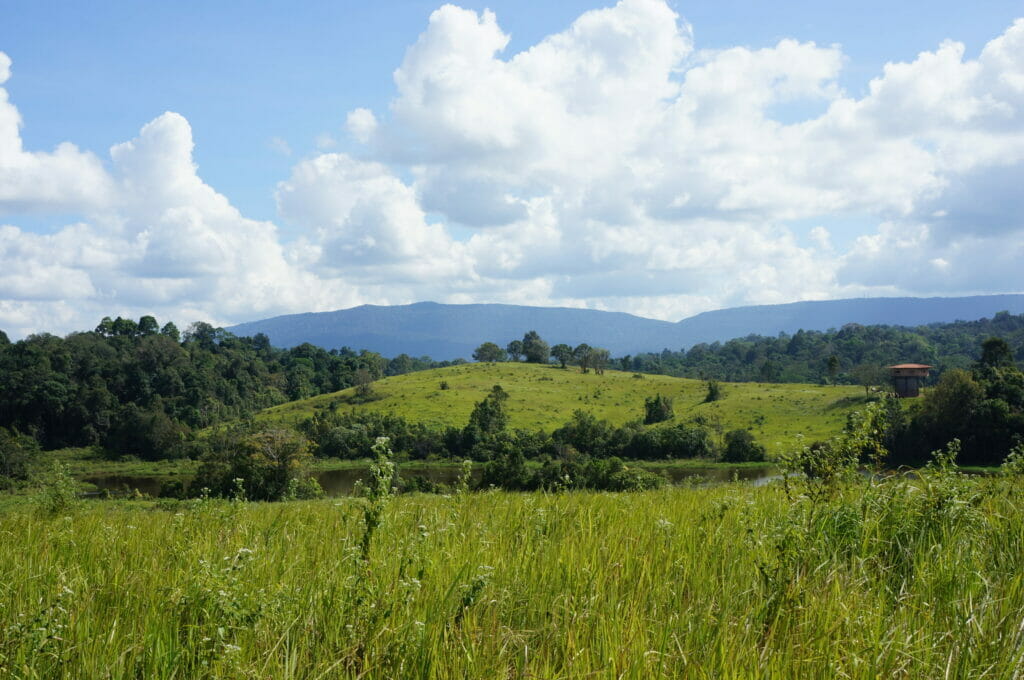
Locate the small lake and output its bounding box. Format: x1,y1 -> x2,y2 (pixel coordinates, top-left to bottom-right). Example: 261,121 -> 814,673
83,462 -> 780,498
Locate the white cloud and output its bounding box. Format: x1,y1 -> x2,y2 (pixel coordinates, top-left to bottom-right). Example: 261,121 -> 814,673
269,137 -> 292,156
345,108 -> 377,144
2,6 -> 1024,340
276,153 -> 467,274
0,51 -> 113,214
314,133 -> 337,150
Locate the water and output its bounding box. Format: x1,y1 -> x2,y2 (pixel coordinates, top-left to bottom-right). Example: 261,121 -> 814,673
84,462 -> 780,498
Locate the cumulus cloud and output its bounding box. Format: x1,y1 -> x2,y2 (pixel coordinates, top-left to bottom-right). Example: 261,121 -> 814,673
0,51 -> 113,214
2,5 -> 1024,340
345,108 -> 377,144
276,153 -> 467,277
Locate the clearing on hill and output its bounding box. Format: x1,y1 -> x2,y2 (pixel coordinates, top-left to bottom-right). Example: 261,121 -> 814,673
258,363 -> 868,456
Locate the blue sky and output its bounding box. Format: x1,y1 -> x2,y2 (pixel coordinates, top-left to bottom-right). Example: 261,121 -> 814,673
1,0 -> 1023,336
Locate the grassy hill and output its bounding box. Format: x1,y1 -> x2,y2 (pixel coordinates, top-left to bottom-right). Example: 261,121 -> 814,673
258,362 -> 868,455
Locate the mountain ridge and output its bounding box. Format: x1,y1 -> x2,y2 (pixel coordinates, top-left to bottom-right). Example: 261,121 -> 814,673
227,294 -> 1024,360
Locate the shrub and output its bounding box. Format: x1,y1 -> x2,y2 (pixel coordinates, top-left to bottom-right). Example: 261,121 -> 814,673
721,429 -> 766,462
704,380 -> 723,403
193,423 -> 319,501
32,460 -> 80,516
0,427 -> 40,488
643,394 -> 674,424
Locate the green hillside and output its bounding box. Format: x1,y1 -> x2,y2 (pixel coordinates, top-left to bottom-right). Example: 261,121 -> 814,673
258,362 -> 868,455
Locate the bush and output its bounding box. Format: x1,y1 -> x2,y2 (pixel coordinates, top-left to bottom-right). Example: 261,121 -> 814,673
32,460 -> 80,516
0,427 -> 40,488
721,429 -> 766,462
643,395 -> 674,424
704,380 -> 723,403
193,423 -> 320,501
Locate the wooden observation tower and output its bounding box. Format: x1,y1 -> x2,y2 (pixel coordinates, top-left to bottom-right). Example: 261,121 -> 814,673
888,363 -> 933,398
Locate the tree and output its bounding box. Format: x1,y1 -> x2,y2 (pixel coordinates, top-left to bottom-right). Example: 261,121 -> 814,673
286,360 -> 316,400
552,410 -> 612,457
194,424 -> 321,501
704,380 -> 723,403
0,426 -> 39,485
980,336 -> 1015,368
590,347 -> 610,375
0,329 -> 10,347
95,317 -> 115,337
473,342 -> 506,363
644,394 -> 674,424
160,321 -> 180,343
466,385 -> 510,436
721,429 -> 766,462
112,316 -> 139,337
522,331 -> 549,364
551,344 -> 574,368
506,340 -> 524,362
138,315 -> 159,336
183,321 -> 219,350
827,355 -> 840,384
388,353 -> 415,375
851,363 -> 890,396
574,344 -> 592,373
354,368 -> 375,400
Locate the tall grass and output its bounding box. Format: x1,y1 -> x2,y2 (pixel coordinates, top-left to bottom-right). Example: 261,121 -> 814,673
2,467 -> 1024,678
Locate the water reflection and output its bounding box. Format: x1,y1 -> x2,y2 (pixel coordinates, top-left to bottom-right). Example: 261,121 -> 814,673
84,462 -> 780,498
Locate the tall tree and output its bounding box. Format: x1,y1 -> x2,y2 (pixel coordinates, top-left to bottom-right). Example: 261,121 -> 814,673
574,344 -> 592,373
466,385 -> 510,436
980,336 -> 1015,368
551,344 -> 573,368
473,342 -> 506,363
522,331 -> 549,364
138,315 -> 159,336
590,347 -> 610,375
506,340 -> 524,362
160,322 -> 180,343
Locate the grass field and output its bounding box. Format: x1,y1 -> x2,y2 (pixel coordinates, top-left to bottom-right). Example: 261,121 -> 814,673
260,362 -> 867,455
3,465 -> 1022,679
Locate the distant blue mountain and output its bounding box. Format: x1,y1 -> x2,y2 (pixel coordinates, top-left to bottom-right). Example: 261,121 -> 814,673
226,295 -> 1024,360
228,302 -> 681,359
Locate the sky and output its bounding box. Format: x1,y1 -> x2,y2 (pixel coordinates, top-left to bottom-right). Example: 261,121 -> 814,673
1,0 -> 1023,338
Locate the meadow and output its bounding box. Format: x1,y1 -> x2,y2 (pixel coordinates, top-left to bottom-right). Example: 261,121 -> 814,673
3,459 -> 1022,679
259,362 -> 866,456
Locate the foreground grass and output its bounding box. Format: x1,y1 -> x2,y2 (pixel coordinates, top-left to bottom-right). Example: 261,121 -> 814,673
259,362 -> 866,455
3,470 -> 1023,678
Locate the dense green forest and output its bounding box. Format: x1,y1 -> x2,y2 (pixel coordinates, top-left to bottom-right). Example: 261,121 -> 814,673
0,316 -> 455,457
624,310 -> 1024,384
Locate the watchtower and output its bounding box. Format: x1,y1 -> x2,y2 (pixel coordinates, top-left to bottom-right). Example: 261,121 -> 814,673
888,363 -> 932,398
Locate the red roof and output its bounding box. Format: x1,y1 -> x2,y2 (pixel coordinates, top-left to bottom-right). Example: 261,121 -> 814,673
888,363 -> 933,369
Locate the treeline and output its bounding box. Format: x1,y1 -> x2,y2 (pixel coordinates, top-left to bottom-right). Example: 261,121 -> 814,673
292,386 -> 764,495
624,311 -> 1024,384
124,385 -> 761,500
0,316 -> 456,457
473,331 -> 612,373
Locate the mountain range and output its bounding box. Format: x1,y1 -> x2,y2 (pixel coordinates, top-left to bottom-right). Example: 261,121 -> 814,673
227,295 -> 1024,360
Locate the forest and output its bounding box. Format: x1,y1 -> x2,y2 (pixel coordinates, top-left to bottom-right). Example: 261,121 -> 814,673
0,316 -> 454,457
625,310 -> 1024,384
